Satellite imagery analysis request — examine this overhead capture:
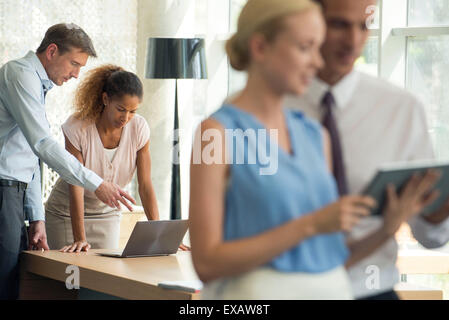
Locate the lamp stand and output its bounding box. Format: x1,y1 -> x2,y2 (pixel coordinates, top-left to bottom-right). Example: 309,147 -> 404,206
171,79 -> 182,220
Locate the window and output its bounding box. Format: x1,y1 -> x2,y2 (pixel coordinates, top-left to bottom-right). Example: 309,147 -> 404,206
401,0 -> 449,298
367,0 -> 449,298
374,0 -> 449,164
408,0 -> 449,26
407,35 -> 449,159
356,37 -> 379,77
405,0 -> 449,159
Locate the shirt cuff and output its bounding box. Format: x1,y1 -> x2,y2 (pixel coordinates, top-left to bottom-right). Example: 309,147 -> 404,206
24,167 -> 45,222
409,215 -> 449,248
26,209 -> 45,222
84,172 -> 103,193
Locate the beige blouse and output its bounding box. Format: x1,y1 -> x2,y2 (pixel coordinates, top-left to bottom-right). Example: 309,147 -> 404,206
45,113 -> 150,216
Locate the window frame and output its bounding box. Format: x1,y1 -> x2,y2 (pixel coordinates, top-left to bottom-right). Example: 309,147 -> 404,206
376,0 -> 449,87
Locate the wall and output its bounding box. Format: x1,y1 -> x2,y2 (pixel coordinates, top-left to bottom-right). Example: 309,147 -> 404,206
136,0 -> 229,220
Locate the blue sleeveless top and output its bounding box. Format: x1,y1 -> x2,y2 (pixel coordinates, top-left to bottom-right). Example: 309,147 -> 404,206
211,104 -> 349,273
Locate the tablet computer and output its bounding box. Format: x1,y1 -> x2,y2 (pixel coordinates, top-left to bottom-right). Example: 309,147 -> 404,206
362,161 -> 449,216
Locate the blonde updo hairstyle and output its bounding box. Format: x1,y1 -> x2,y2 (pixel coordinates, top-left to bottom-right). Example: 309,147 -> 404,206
226,0 -> 320,71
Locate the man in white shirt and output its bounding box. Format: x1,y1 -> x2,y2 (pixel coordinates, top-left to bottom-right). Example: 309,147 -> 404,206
285,0 -> 449,299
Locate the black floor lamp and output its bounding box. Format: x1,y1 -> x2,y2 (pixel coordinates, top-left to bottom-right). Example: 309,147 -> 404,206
145,38 -> 208,220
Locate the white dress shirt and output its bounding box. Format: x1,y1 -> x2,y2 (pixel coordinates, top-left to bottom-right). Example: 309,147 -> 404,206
284,70 -> 449,299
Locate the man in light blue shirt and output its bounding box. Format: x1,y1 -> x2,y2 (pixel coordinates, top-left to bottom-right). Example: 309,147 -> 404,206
0,23 -> 135,299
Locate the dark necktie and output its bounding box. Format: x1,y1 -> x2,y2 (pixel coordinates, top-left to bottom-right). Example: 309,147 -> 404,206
321,91 -> 348,196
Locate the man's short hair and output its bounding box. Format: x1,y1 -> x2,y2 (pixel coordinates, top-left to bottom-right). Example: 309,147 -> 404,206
36,23 -> 97,57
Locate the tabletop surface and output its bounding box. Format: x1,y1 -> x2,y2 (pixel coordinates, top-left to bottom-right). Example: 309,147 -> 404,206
21,249 -> 200,299
21,249 -> 447,299
397,248 -> 449,274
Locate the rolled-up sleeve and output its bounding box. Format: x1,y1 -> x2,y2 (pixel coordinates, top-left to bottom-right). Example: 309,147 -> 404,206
3,65 -> 103,192
407,97 -> 449,249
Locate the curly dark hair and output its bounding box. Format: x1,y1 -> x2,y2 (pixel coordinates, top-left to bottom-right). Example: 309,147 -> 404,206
73,64 -> 143,121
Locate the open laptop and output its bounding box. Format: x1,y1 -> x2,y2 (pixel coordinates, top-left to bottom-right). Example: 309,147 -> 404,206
98,220 -> 189,258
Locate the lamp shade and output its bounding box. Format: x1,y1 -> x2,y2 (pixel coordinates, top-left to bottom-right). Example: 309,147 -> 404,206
145,38 -> 208,79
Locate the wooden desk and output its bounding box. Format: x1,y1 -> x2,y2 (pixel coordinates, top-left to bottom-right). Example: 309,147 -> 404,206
397,249 -> 449,274
19,250 -> 200,300
395,248 -> 448,300
20,248 -> 446,300
395,282 -> 443,300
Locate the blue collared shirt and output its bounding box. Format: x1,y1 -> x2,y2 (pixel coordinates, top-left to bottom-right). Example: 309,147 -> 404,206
0,51 -> 103,221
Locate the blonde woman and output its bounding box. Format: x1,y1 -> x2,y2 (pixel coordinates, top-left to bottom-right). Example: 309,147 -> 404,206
45,65 -> 159,251
189,0 -> 438,299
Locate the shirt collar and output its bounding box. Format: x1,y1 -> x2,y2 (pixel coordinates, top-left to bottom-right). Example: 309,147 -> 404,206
304,70 -> 360,109
24,51 -> 54,92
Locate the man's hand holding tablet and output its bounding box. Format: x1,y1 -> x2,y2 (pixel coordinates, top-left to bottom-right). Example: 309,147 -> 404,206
363,161 -> 449,220
381,170 -> 441,235
344,168 -> 442,269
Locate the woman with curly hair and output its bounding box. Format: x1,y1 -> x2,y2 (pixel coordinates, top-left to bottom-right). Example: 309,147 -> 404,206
45,65 -> 160,252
